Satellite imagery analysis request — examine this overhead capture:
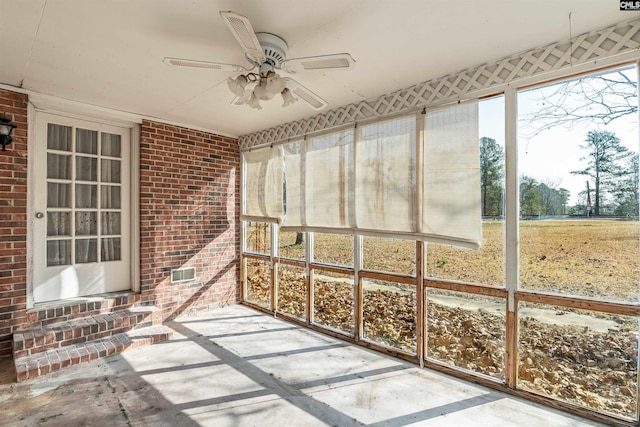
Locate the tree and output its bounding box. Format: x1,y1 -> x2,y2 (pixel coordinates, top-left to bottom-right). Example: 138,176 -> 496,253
571,130 -> 632,216
479,137 -> 504,216
536,180 -> 568,216
519,175 -> 540,217
612,153 -> 640,217
558,188 -> 570,215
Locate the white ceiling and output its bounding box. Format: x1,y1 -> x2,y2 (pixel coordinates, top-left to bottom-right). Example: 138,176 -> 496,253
1,1 -> 638,138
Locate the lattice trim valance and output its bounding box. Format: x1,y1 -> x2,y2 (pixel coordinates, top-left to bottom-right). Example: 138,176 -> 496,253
239,19 -> 640,150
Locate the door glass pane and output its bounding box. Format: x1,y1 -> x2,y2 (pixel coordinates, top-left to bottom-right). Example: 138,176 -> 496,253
75,184 -> 97,208
75,239 -> 97,263
47,240 -> 71,266
75,212 -> 97,236
101,159 -> 121,183
47,212 -> 70,236
101,185 -> 121,209
76,128 -> 97,154
47,153 -> 71,180
47,124 -> 71,151
101,238 -> 121,261
102,133 -> 121,157
101,212 -> 121,235
76,156 -> 97,181
47,183 -> 71,208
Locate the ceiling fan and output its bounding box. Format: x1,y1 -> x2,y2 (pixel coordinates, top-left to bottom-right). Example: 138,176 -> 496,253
163,11 -> 355,110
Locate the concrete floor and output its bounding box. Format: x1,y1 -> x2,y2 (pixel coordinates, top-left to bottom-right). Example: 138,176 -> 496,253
0,304 -> 607,427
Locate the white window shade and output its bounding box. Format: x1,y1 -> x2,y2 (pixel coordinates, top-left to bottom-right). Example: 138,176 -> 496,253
356,116 -> 416,232
304,129 -> 354,228
242,146 -> 283,223
423,101 -> 481,248
241,105 -> 482,248
282,140 -> 303,228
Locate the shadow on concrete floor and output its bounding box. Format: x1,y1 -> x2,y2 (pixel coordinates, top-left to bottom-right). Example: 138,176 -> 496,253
0,304 -> 608,427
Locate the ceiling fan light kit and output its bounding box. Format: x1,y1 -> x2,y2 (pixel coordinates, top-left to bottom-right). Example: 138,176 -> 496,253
163,10 -> 355,111
281,88 -> 297,107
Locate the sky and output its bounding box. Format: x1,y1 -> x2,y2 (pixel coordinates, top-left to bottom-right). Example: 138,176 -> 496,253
478,65 -> 639,207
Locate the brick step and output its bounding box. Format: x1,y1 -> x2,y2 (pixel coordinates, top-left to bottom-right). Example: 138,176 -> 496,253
13,306 -> 162,359
15,325 -> 173,382
25,292 -> 142,328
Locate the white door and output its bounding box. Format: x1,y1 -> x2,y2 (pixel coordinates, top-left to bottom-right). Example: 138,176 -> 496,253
32,112 -> 131,303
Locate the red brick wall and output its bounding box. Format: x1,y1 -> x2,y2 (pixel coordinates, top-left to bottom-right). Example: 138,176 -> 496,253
0,88 -> 240,357
0,89 -> 28,356
139,120 -> 240,319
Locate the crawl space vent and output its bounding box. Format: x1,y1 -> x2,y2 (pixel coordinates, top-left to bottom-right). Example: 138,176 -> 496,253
171,267 -> 196,283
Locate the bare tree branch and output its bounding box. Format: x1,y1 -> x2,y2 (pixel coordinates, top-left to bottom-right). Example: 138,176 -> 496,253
521,69 -> 638,138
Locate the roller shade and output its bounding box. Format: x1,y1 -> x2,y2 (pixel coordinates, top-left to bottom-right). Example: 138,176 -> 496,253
282,140 -> 303,227
244,103 -> 481,249
242,146 -> 282,223
423,101 -> 481,248
304,129 -> 354,228
356,116 -> 416,233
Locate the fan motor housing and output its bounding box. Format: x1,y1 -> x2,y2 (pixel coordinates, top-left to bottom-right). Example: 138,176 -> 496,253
256,33 -> 288,67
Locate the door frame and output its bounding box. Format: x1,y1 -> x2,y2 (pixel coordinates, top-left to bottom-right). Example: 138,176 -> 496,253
26,101 -> 140,308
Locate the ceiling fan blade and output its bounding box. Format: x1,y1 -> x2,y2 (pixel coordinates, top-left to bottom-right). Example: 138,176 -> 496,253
281,53 -> 355,73
163,57 -> 250,72
284,78 -> 328,110
219,11 -> 266,64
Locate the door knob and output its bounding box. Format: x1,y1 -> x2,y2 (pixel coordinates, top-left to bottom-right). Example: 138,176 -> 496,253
35,212 -> 44,219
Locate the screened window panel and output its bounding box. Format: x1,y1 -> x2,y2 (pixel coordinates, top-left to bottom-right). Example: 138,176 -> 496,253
423,101 -> 481,248
243,146 -> 283,221
305,129 -> 354,228
356,117 -> 416,232
282,140 -> 303,228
